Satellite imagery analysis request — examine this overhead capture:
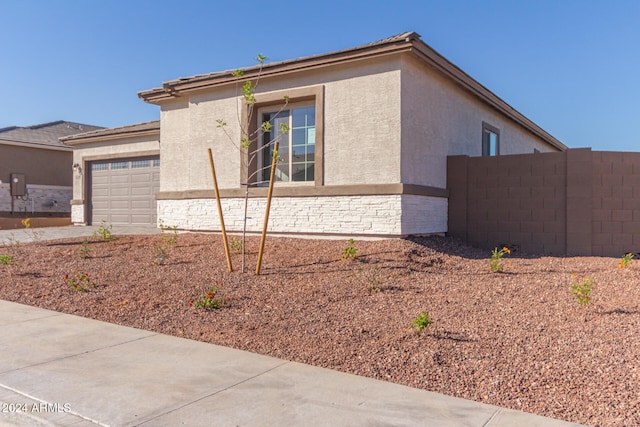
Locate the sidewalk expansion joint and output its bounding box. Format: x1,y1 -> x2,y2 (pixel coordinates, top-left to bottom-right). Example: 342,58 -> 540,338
483,408 -> 503,426
137,360 -> 291,426
0,333 -> 159,376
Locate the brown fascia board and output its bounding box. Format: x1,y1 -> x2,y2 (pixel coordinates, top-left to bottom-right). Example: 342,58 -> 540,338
60,123 -> 160,146
138,33 -> 418,103
138,32 -> 566,152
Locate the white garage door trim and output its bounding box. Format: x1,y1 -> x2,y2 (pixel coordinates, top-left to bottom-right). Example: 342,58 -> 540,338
89,157 -> 160,225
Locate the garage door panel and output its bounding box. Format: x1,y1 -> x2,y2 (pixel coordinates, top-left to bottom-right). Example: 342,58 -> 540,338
109,175 -> 130,184
109,214 -> 132,223
91,188 -> 110,198
131,173 -> 152,183
90,157 -> 159,225
131,187 -> 154,196
109,187 -> 131,197
92,175 -> 110,185
131,200 -> 153,209
131,215 -> 153,224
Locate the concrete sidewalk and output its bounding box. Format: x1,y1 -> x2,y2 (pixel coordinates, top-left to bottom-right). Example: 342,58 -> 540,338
0,224 -> 159,245
0,301 -> 584,427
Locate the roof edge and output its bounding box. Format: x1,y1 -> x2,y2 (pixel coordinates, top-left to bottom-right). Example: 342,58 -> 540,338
61,120 -> 160,146
137,31 -> 565,151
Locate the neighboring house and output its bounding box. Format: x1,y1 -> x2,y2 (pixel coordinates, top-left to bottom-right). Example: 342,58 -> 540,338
0,120 -> 103,217
65,32 -> 566,236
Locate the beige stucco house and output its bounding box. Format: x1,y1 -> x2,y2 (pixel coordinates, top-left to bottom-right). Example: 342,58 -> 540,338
64,32 -> 566,236
0,121 -> 102,218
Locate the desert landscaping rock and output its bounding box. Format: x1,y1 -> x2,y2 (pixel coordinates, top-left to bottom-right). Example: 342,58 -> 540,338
1,233 -> 638,426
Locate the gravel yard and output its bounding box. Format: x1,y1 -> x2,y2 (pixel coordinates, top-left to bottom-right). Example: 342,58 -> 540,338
1,232 -> 639,426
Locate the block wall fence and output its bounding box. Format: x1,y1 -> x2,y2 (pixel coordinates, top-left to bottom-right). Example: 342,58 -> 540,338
447,148 -> 640,257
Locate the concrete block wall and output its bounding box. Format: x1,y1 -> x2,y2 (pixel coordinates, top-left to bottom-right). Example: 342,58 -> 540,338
591,151 -> 640,256
448,148 -> 640,256
158,194 -> 447,237
0,184 -> 72,216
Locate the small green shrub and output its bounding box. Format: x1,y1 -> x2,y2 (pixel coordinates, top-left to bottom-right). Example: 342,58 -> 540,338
490,246 -> 510,273
570,274 -> 594,307
93,221 -> 115,241
619,253 -> 634,268
412,312 -> 432,332
190,281 -> 229,309
229,237 -> 243,254
1,253 -> 14,278
341,239 -> 358,261
64,271 -> 94,292
160,221 -> 179,248
358,264 -> 384,293
78,239 -> 92,260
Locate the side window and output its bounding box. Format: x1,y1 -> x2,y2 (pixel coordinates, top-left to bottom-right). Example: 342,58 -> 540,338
260,105 -> 315,183
482,122 -> 500,156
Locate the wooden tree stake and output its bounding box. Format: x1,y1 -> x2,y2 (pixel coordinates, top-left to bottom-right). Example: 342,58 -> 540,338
208,149 -> 233,272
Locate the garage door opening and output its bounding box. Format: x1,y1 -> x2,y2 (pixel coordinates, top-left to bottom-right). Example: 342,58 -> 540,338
89,157 -> 160,225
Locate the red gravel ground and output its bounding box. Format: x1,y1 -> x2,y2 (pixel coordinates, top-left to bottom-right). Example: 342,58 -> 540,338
1,232 -> 639,426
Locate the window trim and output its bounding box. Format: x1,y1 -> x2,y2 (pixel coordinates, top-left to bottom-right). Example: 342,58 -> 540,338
482,122 -> 500,156
242,85 -> 324,187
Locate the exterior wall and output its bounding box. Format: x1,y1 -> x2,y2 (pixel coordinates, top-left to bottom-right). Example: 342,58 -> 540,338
448,148 -> 640,256
0,183 -> 72,215
400,56 -> 558,189
0,143 -> 72,186
0,144 -> 72,215
158,57 -> 403,193
157,194 -> 447,237
70,134 -> 160,224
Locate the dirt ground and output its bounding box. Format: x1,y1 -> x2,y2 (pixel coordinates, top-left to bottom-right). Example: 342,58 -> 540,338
1,232 -> 639,426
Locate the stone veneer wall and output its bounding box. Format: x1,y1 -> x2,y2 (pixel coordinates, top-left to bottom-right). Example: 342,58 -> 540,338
157,195 -> 447,237
0,184 -> 72,215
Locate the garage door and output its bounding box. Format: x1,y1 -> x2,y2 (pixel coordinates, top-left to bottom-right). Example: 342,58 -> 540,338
90,157 -> 160,225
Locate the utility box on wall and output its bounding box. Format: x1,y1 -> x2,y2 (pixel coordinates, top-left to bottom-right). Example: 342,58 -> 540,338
10,173 -> 26,197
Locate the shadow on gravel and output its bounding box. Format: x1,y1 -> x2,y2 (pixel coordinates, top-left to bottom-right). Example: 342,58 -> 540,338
599,308 -> 639,316
430,330 -> 476,343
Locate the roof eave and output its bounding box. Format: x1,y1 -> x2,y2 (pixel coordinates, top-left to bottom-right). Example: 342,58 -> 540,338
61,128 -> 160,146
138,35 -> 416,104
0,138 -> 72,152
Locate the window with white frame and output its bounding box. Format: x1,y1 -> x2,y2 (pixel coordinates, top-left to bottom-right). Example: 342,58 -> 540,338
259,104 -> 315,183
482,122 -> 500,156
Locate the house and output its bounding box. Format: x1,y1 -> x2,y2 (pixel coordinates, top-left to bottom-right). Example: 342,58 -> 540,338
64,32 -> 566,236
0,120 -> 103,219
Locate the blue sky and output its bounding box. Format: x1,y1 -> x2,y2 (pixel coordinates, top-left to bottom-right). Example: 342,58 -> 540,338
1,0 -> 638,151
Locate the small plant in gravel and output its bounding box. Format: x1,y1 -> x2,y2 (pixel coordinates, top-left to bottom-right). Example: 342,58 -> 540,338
619,253 -> 634,268
64,271 -> 94,292
229,237 -> 243,254
21,217 -> 44,243
4,234 -> 21,254
152,222 -> 180,265
341,238 -> 358,261
189,281 -> 229,309
489,246 -> 510,273
570,274 -> 594,307
358,264 -> 385,293
93,220 -> 115,242
152,246 -> 168,265
78,239 -> 92,260
160,221 -> 179,248
0,253 -> 14,278
412,312 -> 432,332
